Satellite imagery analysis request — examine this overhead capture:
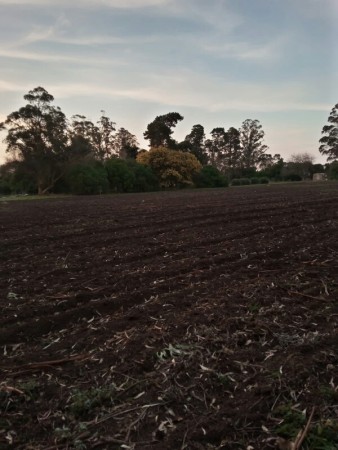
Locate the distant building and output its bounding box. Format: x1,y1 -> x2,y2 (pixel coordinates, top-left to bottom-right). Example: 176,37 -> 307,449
313,173 -> 327,181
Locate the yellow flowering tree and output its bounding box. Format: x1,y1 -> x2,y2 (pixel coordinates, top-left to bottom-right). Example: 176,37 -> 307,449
137,147 -> 202,188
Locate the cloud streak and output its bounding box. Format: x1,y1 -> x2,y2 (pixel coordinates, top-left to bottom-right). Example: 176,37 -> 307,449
0,47 -> 128,66
0,0 -> 170,7
44,70 -> 331,114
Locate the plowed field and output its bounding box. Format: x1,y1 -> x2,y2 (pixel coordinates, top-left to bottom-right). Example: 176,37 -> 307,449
1,183 -> 338,449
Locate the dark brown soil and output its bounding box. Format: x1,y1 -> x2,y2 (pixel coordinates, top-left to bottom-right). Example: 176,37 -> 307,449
1,183 -> 338,449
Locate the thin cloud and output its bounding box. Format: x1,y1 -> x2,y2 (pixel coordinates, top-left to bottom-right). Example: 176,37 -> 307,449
0,48 -> 128,66
201,37 -> 287,62
0,0 -> 169,7
0,80 -> 30,93
44,72 -> 332,114
23,30 -> 160,47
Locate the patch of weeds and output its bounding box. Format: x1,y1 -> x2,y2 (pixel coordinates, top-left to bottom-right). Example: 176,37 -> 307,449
54,426 -> 72,441
274,404 -> 306,439
73,439 -> 88,449
274,405 -> 338,449
319,386 -> 338,401
1,379 -> 40,409
269,370 -> 281,380
68,385 -> 116,418
17,379 -> 40,400
305,420 -> 338,449
248,303 -> 261,314
216,373 -> 233,388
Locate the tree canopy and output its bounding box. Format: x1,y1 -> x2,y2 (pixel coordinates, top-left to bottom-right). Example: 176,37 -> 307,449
4,85 -> 323,194
2,87 -> 70,194
319,103 -> 338,161
0,87 -> 139,194
239,119 -> 268,169
137,147 -> 202,188
143,112 -> 183,148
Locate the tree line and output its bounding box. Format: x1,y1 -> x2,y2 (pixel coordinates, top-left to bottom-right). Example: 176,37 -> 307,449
0,87 -> 338,195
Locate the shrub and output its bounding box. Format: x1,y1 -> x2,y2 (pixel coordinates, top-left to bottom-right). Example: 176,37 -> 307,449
67,163 -> 109,195
0,179 -> 12,195
231,178 -> 241,186
194,166 -> 228,188
250,177 -> 260,185
285,173 -> 302,182
105,158 -> 135,192
260,177 -> 269,184
328,161 -> 338,180
126,160 -> 159,192
239,178 -> 251,185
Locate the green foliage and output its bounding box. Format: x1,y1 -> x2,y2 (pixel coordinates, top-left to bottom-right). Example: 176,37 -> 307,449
231,178 -> 241,186
259,156 -> 284,180
239,167 -> 257,178
275,405 -> 306,438
247,175 -> 269,185
0,179 -> 12,195
240,178 -> 251,185
126,160 -> 159,192
105,158 -> 135,192
305,422 -> 338,449
68,386 -> 116,418
105,158 -> 159,193
18,379 -> 40,400
114,127 -> 139,159
183,124 -> 208,164
240,119 -> 268,168
319,103 -> 338,161
194,165 -> 228,188
144,112 -> 184,148
231,178 -> 253,186
250,177 -> 260,184
2,87 -> 69,194
205,126 -> 242,173
10,165 -> 37,194
327,161 -> 338,180
274,404 -> 338,449
319,386 -> 338,401
284,173 -> 302,182
66,162 -> 109,195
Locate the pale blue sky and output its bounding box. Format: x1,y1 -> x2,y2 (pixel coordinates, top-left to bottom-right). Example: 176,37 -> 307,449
0,0 -> 337,163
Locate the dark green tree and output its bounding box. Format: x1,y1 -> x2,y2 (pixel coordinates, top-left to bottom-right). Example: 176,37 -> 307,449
327,161 -> 338,179
259,154 -> 284,180
224,127 -> 242,173
193,165 -> 228,188
105,158 -> 135,192
144,112 -> 183,148
126,160 -> 159,191
282,153 -> 314,180
66,161 -> 109,195
69,112 -> 116,161
114,127 -> 139,159
183,124 -> 208,164
1,87 -> 69,194
319,103 -> 338,161
69,115 -> 96,145
205,127 -> 227,170
95,112 -> 116,160
240,119 -> 268,169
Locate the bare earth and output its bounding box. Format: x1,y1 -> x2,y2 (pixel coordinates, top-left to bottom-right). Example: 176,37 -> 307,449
0,183 -> 338,449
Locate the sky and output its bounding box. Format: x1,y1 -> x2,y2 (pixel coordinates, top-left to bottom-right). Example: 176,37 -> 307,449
0,0 -> 337,164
